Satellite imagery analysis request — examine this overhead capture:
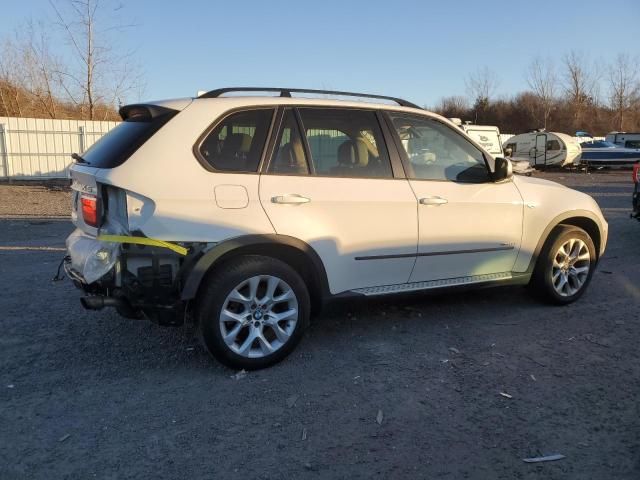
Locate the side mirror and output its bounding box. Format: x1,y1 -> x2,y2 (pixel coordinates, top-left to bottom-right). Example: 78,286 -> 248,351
493,157 -> 513,182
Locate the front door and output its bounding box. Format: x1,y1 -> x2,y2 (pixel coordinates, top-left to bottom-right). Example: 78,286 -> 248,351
259,108 -> 418,294
385,112 -> 523,283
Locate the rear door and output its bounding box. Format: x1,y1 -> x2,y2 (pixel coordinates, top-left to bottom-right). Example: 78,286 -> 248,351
259,107 -> 418,294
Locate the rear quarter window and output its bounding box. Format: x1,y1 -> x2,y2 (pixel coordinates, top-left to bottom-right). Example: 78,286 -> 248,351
196,109 -> 274,172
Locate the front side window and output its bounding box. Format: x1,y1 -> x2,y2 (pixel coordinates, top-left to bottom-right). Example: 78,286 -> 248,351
198,109 -> 274,172
297,108 -> 392,178
389,113 -> 490,183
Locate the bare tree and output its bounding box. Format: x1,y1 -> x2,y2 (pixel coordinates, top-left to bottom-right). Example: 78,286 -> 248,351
0,39 -> 25,117
466,66 -> 499,123
526,57 -> 557,129
435,95 -> 469,118
20,21 -> 63,118
607,53 -> 639,131
562,51 -> 597,129
48,0 -> 143,120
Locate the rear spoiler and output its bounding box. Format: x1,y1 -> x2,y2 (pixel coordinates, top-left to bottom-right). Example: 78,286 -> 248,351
118,104 -> 179,122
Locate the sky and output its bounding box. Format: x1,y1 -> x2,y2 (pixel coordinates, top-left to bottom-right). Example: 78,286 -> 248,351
1,0 -> 639,107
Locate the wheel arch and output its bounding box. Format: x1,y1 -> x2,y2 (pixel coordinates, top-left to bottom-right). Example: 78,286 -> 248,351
181,235 -> 330,315
526,210 -> 604,273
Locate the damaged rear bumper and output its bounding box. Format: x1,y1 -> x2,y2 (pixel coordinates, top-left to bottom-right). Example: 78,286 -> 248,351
65,229 -> 190,325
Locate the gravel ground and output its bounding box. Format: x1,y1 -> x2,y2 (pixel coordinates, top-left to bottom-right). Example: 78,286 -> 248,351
0,172 -> 638,479
0,182 -> 71,218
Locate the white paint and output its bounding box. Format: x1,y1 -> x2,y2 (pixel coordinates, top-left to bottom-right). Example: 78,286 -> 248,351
66,95 -> 608,296
408,179 -> 523,282
260,175 -> 418,294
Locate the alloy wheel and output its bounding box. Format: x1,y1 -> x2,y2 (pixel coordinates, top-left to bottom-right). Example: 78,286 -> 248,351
219,275 -> 299,358
551,238 -> 591,297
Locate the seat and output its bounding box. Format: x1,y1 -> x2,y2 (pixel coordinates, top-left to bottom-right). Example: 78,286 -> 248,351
271,135 -> 308,174
215,133 -> 252,170
330,138 -> 369,176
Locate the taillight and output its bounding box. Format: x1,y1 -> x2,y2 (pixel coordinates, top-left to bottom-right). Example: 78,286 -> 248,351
633,163 -> 640,184
81,194 -> 100,227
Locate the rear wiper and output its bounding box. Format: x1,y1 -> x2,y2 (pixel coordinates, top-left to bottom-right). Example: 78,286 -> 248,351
71,153 -> 89,164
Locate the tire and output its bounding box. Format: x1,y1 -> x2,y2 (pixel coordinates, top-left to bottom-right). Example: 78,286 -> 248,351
197,255 -> 310,370
530,225 -> 596,305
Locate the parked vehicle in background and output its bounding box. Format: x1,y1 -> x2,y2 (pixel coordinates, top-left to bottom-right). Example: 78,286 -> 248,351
450,120 -> 533,175
632,163 -> 640,221
580,140 -> 640,167
449,120 -> 504,157
503,131 -> 582,168
575,131 -> 594,143
64,87 -> 608,369
606,132 -> 640,149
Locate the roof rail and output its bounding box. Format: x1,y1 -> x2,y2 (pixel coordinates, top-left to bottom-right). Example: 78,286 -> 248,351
198,87 -> 422,109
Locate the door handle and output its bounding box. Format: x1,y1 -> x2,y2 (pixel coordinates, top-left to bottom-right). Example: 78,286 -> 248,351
271,194 -> 311,205
419,196 -> 448,206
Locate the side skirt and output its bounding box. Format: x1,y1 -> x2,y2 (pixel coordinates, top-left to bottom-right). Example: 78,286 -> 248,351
348,272 -> 530,297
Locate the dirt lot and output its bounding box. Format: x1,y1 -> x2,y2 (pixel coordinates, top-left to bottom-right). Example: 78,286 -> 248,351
0,172 -> 638,479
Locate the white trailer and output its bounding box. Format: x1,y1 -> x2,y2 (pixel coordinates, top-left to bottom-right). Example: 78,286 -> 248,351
449,119 -> 504,157
503,131 -> 581,168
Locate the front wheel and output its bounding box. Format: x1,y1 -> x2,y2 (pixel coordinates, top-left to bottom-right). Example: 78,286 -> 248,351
530,225 -> 596,305
197,255 -> 310,370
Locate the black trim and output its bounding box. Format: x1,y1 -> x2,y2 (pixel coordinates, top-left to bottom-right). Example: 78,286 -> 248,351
180,234 -> 331,301
198,87 -> 421,109
293,108 -> 315,175
259,107 -> 284,173
355,245 -> 514,261
376,110 -> 406,179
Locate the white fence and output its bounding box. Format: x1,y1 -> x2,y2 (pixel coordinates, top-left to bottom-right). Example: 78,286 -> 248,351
0,116 -> 119,179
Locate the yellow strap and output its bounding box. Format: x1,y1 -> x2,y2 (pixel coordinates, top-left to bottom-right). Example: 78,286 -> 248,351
97,234 -> 188,256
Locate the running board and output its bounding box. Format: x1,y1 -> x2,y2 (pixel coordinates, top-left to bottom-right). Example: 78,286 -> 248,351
350,272 -> 513,296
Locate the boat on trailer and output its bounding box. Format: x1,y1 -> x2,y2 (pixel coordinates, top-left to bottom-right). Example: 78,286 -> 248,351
579,140 -> 640,167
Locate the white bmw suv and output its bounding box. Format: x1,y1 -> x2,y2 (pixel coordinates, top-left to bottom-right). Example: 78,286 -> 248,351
65,88 -> 608,369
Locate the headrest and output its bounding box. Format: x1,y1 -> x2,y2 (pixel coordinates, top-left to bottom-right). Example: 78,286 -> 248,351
337,138 -> 368,166
223,133 -> 252,153
275,137 -> 307,172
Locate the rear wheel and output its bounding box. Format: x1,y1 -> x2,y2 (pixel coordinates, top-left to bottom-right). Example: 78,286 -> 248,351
197,255 -> 310,370
530,225 -> 596,304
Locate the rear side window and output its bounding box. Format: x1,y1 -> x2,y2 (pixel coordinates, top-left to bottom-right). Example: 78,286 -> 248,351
82,108 -> 176,168
297,108 -> 392,178
198,109 -> 274,172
